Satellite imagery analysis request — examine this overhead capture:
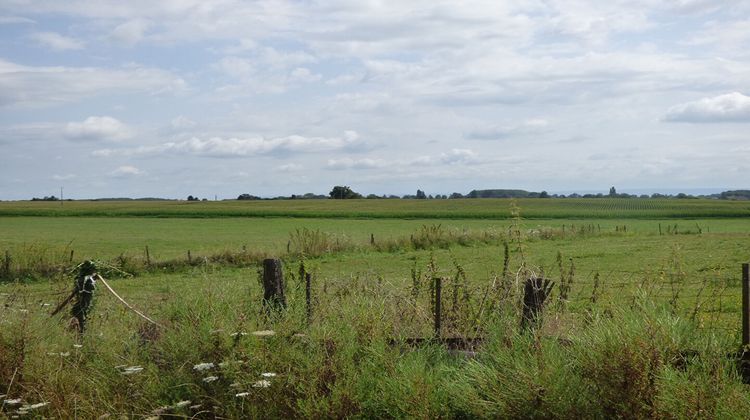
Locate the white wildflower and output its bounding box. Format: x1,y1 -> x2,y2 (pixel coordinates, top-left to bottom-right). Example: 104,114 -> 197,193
73,344 -> 83,348
193,362 -> 214,371
251,330 -> 275,337
172,400 -> 191,408
20,402 -> 48,411
235,392 -> 250,398
202,376 -> 218,383
121,366 -> 144,375
151,406 -> 169,415
190,404 -> 202,410
3,398 -> 21,405
261,372 -> 277,378
229,382 -> 241,389
252,380 -> 272,388
230,332 -> 247,338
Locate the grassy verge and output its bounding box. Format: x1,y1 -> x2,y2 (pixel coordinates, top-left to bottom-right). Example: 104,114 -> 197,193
1,263 -> 747,418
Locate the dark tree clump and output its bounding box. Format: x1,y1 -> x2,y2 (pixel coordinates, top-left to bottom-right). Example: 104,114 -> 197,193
329,186 -> 362,199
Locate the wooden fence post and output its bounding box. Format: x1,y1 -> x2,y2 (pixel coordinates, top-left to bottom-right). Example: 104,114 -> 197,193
262,258 -> 286,311
520,277 -> 554,331
145,245 -> 151,266
3,250 -> 10,277
742,263 -> 750,382
743,263 -> 749,348
187,250 -> 192,264
434,277 -> 442,339
305,272 -> 312,325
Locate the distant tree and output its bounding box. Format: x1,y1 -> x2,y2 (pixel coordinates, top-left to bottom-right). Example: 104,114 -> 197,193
366,194 -> 380,199
539,190 -> 549,198
719,190 -> 750,200
31,195 -> 59,201
329,185 -> 362,199
416,189 -> 427,199
449,192 -> 464,199
237,193 -> 261,200
609,186 -> 617,197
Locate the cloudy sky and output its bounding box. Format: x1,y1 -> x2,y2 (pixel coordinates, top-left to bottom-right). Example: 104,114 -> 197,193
1,0 -> 749,199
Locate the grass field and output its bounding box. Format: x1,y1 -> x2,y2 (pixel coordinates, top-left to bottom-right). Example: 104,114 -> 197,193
1,199 -> 750,417
1,197 -> 749,219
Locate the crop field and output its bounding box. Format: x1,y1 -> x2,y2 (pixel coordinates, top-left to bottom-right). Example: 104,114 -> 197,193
2,198 -> 750,418
1,197 -> 749,219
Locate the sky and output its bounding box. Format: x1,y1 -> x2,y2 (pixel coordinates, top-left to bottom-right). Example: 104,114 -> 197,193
0,0 -> 749,200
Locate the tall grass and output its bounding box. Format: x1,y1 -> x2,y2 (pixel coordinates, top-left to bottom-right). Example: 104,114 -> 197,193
1,266 -> 747,418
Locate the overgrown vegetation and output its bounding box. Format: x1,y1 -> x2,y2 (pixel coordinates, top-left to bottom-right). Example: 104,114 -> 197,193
1,252 -> 747,418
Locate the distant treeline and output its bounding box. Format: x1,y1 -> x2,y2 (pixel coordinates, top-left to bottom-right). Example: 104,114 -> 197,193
22,188 -> 749,202
233,186 -> 749,201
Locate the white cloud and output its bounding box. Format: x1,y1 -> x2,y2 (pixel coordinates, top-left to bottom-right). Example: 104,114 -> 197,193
439,149 -> 480,165
325,149 -> 484,171
0,16 -> 35,24
110,19 -> 151,46
214,56 -> 255,79
0,59 -> 186,108
277,163 -> 302,172
170,115 -> 197,130
664,92 -> 750,122
93,130 -> 366,158
289,67 -> 321,83
212,51 -> 321,94
64,116 -> 132,141
110,165 -> 142,177
467,119 -> 550,140
410,149 -> 480,166
30,31 -> 84,51
326,158 -> 387,170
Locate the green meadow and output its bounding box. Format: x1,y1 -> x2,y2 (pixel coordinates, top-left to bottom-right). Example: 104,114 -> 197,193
1,197 -> 749,218
1,198 -> 750,418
